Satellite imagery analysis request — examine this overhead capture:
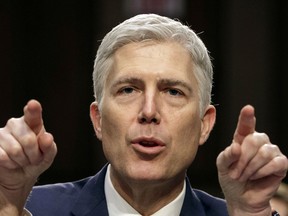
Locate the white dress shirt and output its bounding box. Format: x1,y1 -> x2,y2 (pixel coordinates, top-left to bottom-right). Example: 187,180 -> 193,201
105,164 -> 186,216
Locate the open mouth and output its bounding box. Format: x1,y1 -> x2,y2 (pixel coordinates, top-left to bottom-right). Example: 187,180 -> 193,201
139,141 -> 159,147
131,137 -> 165,155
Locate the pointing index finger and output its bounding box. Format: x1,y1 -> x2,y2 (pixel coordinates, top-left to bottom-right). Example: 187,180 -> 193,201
233,105 -> 256,144
23,99 -> 45,135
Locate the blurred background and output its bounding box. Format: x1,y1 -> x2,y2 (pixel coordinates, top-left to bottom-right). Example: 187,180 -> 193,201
0,0 -> 287,197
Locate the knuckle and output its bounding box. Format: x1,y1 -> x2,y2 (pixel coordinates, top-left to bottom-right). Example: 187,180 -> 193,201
244,132 -> 270,148
271,156 -> 288,176
20,134 -> 36,149
275,155 -> 288,168
258,144 -> 279,159
254,132 -> 269,143
244,135 -> 259,148
257,144 -> 271,158
258,132 -> 269,140
0,128 -> 12,141
5,118 -> 23,131
6,144 -> 23,158
6,117 -> 23,132
6,117 -> 18,127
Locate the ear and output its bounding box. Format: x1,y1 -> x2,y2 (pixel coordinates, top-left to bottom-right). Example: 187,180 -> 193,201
90,102 -> 102,140
199,105 -> 216,145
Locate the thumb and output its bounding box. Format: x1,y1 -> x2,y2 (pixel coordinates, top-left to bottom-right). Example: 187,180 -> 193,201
23,99 -> 45,135
233,105 -> 256,144
38,132 -> 57,168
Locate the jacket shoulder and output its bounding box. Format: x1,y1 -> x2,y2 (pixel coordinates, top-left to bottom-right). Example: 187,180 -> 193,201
193,189 -> 228,216
25,176 -> 93,214
25,165 -> 109,216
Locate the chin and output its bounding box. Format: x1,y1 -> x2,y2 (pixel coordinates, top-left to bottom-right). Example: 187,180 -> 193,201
125,163 -> 172,183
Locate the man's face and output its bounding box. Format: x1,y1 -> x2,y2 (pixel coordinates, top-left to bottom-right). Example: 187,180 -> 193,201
91,41 -> 215,185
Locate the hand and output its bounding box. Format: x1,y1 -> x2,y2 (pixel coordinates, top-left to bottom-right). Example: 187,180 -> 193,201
0,100 -> 57,215
217,105 -> 288,216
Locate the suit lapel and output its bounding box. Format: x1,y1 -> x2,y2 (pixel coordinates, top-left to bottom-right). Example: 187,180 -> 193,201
71,165 -> 109,216
180,177 -> 206,216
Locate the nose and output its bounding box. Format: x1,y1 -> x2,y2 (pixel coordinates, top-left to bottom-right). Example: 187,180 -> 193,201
138,92 -> 161,124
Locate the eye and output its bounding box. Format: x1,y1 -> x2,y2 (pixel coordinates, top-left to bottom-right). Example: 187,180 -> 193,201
118,86 -> 136,94
166,88 -> 184,96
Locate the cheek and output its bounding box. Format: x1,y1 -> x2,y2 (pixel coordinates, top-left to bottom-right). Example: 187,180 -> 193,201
172,109 -> 201,140
100,107 -> 132,159
172,115 -> 202,161
101,114 -> 124,147
101,121 -> 123,164
101,104 -> 127,137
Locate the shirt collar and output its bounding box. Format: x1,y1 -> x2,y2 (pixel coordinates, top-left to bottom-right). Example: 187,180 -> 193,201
104,164 -> 186,216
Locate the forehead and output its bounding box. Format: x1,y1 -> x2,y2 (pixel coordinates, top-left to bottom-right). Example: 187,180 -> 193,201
114,41 -> 191,67
106,41 -> 197,86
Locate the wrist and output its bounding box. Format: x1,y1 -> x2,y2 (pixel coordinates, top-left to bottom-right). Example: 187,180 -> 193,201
0,203 -> 20,216
0,181 -> 35,215
227,203 -> 273,216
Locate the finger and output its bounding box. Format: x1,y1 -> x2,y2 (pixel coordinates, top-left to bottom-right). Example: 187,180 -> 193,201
238,143 -> 280,182
6,118 -> 42,165
23,100 -> 44,135
249,154 -> 288,181
233,105 -> 256,144
13,127 -> 42,165
0,146 -> 20,169
0,128 -> 30,167
232,133 -> 270,180
37,132 -> 57,168
216,142 -> 241,176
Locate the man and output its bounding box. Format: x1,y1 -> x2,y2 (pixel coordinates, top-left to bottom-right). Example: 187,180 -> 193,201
0,14 -> 287,216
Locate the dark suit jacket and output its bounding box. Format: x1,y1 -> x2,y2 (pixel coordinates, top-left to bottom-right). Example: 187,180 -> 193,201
26,165 -> 228,215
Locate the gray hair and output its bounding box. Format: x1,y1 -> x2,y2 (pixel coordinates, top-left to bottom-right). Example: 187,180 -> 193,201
93,13 -> 213,116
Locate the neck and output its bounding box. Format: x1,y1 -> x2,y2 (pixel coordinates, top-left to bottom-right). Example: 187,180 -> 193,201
110,167 -> 185,216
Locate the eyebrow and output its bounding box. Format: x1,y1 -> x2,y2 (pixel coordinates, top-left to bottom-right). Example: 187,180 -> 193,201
111,77 -> 144,87
158,79 -> 193,94
111,77 -> 193,93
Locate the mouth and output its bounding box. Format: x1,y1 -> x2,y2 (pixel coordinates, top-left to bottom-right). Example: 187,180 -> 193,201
131,137 -> 166,156
139,140 -> 160,147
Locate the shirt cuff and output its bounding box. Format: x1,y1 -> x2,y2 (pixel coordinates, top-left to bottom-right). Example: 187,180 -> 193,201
272,210 -> 280,216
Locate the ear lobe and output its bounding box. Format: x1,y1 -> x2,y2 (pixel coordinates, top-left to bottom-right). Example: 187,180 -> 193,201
199,105 -> 216,145
90,102 -> 102,140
